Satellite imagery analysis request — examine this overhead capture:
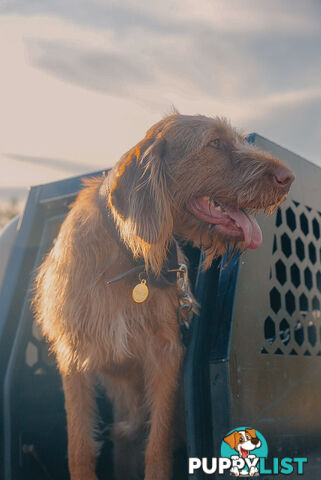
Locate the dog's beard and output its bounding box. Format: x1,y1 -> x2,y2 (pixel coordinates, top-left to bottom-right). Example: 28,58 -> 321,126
198,222 -> 242,270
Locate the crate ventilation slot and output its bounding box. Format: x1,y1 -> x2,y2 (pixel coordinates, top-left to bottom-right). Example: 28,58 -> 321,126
262,200 -> 321,356
25,321 -> 55,375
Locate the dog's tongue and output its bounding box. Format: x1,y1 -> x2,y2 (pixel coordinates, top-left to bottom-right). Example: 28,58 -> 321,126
241,448 -> 249,459
226,209 -> 262,250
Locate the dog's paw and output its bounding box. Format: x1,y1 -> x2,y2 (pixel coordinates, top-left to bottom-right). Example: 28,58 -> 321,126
249,466 -> 259,476
230,467 -> 240,476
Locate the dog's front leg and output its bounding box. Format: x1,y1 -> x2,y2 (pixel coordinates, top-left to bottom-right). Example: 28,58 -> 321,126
62,372 -> 98,480
144,339 -> 183,480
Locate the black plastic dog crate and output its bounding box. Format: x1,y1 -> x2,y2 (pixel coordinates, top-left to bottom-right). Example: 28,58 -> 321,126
0,134 -> 320,479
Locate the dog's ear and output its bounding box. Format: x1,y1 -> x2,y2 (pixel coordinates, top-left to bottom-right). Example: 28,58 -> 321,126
110,136 -> 172,244
109,135 -> 173,273
223,431 -> 239,450
246,428 -> 256,438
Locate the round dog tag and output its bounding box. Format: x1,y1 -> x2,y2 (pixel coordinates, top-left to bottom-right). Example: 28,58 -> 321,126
132,279 -> 149,303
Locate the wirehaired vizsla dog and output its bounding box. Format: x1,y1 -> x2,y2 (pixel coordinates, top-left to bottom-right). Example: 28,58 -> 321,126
33,113 -> 294,480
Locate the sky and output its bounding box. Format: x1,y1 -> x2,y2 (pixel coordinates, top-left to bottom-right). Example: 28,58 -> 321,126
0,0 -> 320,202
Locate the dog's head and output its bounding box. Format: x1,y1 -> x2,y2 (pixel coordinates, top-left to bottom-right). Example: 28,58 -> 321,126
109,113 -> 294,272
224,429 -> 262,458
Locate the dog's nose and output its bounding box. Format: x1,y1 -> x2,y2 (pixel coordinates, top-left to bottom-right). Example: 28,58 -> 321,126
273,166 -> 295,188
251,438 -> 259,445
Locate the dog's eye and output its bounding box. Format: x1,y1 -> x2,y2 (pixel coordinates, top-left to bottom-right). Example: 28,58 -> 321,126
207,138 -> 221,148
239,438 -> 244,443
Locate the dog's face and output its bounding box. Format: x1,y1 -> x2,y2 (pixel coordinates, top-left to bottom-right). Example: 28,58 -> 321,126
109,113 -> 294,272
224,429 -> 262,458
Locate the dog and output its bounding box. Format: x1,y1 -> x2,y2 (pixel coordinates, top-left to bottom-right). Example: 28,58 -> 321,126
33,112 -> 294,480
224,429 -> 262,476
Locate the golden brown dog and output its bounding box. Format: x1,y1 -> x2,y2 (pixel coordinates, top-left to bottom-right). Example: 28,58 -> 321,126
33,113 -> 294,480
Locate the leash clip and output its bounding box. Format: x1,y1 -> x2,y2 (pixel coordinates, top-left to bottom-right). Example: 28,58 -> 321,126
176,263 -> 194,328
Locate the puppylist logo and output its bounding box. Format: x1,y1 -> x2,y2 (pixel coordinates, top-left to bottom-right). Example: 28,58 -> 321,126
189,427 -> 307,477
221,427 -> 266,476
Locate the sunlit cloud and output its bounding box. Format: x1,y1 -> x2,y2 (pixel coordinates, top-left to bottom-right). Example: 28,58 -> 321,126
0,0 -> 320,197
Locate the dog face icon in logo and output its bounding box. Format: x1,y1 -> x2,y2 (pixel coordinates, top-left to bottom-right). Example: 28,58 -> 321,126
222,428 -> 265,476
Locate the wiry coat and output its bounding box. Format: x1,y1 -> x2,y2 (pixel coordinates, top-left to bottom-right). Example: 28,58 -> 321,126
33,113 -> 293,480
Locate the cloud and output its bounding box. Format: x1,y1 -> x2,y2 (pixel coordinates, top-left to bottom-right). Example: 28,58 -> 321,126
23,23 -> 321,110
3,152 -> 95,173
2,0 -> 320,35
251,96 -> 321,163
15,0 -> 319,104
0,0 -> 320,190
27,38 -> 153,96
0,0 -> 181,35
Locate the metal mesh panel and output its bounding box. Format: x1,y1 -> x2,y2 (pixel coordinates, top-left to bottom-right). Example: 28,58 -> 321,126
262,199 -> 321,355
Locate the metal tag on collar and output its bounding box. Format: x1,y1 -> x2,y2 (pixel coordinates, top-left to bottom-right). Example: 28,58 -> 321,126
132,274 -> 149,303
